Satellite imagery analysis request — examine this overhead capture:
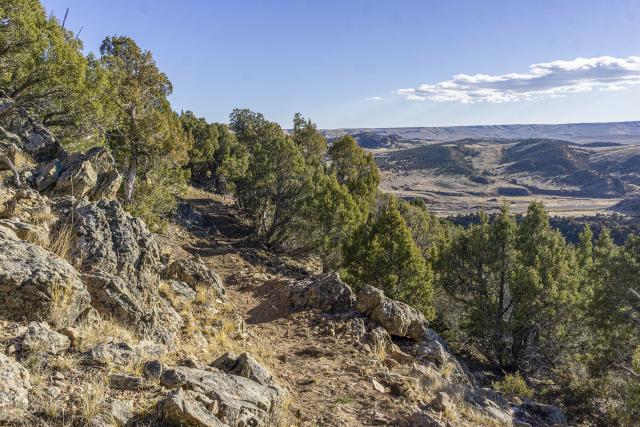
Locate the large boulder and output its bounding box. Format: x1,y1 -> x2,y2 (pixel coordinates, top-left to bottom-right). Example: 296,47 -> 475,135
211,352 -> 282,395
32,147 -> 121,200
158,388 -> 228,427
411,329 -> 474,386
13,113 -> 67,163
356,286 -> 427,340
516,401 -> 567,426
55,199 -> 181,345
82,272 -> 182,345
162,256 -> 225,298
18,321 -> 70,355
0,226 -> 90,328
286,272 -> 355,314
0,353 -> 32,420
159,364 -> 283,426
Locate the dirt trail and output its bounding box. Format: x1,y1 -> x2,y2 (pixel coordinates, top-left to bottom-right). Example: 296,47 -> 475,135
164,192 -> 422,426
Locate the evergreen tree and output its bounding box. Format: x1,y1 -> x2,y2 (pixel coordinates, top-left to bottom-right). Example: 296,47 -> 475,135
327,135 -> 379,213
99,35 -> 186,203
343,196 -> 435,320
0,0 -> 107,147
230,109 -> 311,248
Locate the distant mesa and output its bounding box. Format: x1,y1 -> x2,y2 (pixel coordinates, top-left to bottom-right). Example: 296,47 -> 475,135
321,120 -> 640,145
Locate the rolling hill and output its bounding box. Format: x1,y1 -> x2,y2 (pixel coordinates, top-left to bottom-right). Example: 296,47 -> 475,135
322,121 -> 640,145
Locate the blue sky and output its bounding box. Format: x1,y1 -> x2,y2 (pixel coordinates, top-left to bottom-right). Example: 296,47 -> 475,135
42,0 -> 640,128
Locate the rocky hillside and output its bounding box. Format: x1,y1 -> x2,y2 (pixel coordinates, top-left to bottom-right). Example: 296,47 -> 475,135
375,137 -> 640,208
0,110 -> 567,426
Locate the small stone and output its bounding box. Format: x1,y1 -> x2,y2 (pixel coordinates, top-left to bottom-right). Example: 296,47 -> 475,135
109,374 -> 144,390
45,386 -> 62,399
432,391 -> 454,413
371,379 -> 387,393
142,359 -> 164,380
52,371 -> 65,381
160,368 -> 188,389
110,399 -> 134,426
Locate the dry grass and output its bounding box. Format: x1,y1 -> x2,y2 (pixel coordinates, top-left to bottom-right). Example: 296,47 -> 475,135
194,284 -> 215,306
374,342 -> 387,361
158,281 -> 180,308
30,211 -> 56,226
49,353 -> 80,372
74,375 -> 111,425
76,315 -> 138,351
48,219 -> 78,266
49,282 -> 74,329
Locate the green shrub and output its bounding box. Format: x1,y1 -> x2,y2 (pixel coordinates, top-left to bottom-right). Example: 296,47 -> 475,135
492,372 -> 534,399
125,165 -> 189,233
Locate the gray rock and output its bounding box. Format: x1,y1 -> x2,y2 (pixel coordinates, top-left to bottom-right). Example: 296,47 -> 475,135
160,365 -> 283,426
356,285 -> 427,340
287,272 -> 355,314
412,329 -> 474,387
158,388 -> 228,427
19,321 -> 70,355
517,400 -> 567,426
110,373 -> 144,390
0,353 -> 31,420
109,398 -> 134,426
431,391 -> 454,413
82,342 -> 138,367
404,411 -> 446,427
57,199 -> 182,345
142,359 -> 164,380
0,226 -> 90,328
32,147 -> 121,200
162,256 -> 225,298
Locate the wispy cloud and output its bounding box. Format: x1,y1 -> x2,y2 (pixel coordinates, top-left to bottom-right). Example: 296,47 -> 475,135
366,96 -> 383,101
395,56 -> 640,103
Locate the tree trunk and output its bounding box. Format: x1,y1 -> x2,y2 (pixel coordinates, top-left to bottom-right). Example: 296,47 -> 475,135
124,107 -> 139,204
124,150 -> 137,204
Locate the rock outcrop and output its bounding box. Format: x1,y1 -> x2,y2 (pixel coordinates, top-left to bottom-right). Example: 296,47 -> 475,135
287,272 -> 355,314
159,360 -> 283,426
53,199 -> 182,345
17,321 -> 70,355
158,388 -> 228,427
32,147 -> 121,200
162,256 -> 225,298
0,226 -> 90,329
356,285 -> 427,340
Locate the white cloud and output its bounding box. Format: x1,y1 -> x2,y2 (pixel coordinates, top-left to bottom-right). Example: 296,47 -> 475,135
395,56 -> 640,103
366,96 -> 383,101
